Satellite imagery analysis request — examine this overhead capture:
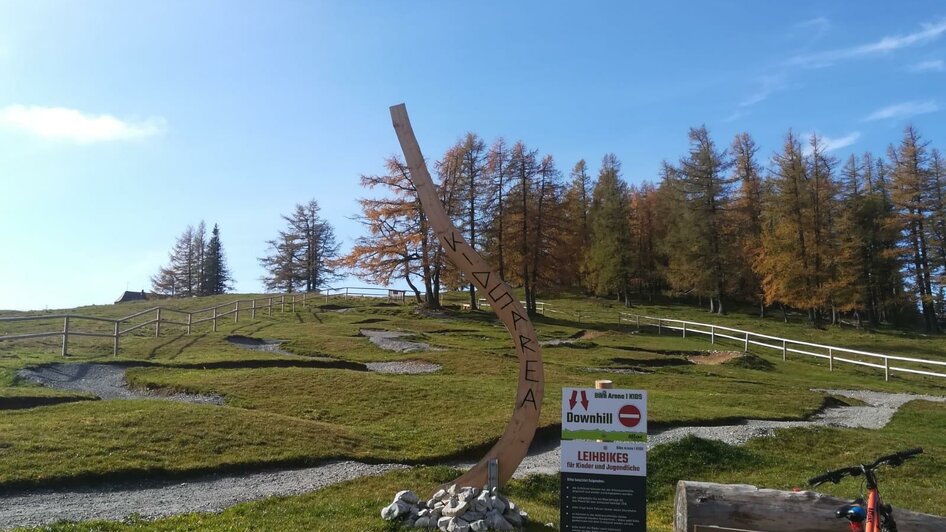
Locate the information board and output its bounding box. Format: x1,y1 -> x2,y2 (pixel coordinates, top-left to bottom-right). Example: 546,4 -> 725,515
561,387 -> 647,532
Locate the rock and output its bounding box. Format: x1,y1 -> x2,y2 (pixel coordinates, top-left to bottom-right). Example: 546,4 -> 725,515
438,516 -> 453,531
396,490 -> 421,505
469,519 -> 488,532
447,484 -> 458,496
474,491 -> 491,512
519,510 -> 529,523
447,518 -> 470,532
442,499 -> 468,518
382,501 -> 411,520
429,507 -> 443,521
485,510 -> 514,531
418,508 -> 430,517
413,516 -> 431,528
432,488 -> 448,500
463,510 -> 484,522
490,495 -> 506,514
504,509 -> 523,527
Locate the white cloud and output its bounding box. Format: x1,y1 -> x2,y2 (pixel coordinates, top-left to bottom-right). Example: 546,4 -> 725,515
862,100 -> 940,121
908,59 -> 944,72
793,17 -> 831,41
0,105 -> 165,143
790,19 -> 946,66
739,73 -> 789,107
802,132 -> 861,156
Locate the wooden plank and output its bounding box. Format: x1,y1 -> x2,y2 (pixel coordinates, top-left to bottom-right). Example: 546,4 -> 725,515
674,481 -> 946,532
391,103 -> 543,488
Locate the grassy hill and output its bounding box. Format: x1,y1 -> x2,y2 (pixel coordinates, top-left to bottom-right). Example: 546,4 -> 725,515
1,291 -> 945,530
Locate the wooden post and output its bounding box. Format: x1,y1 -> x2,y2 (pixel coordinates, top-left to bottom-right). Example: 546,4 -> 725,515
743,332 -> 749,352
636,315 -> 641,330
885,357 -> 890,381
186,313 -> 192,335
113,321 -> 119,356
292,296 -> 296,313
673,481 -> 946,532
252,300 -> 257,319
658,319 -> 662,335
782,340 -> 787,361
710,326 -> 715,344
61,316 -> 69,357
595,380 -> 613,390
212,307 -> 217,332
281,295 -> 285,312
234,301 -> 239,323
155,308 -> 161,337
682,322 -> 687,338
302,293 -> 307,308
828,348 -> 834,371
577,310 -> 582,324
268,297 -> 273,316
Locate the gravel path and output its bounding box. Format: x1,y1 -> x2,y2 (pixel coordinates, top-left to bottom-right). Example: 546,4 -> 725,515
0,461 -> 407,529
360,329 -> 431,353
365,361 -> 441,374
2,389 -> 940,529
15,364 -> 223,405
227,335 -> 441,374
496,389 -> 946,477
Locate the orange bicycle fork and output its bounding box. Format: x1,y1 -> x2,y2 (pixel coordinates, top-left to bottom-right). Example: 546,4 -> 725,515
864,488 -> 878,532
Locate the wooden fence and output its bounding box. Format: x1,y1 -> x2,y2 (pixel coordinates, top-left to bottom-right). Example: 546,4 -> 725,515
0,288 -> 405,357
619,312 -> 946,382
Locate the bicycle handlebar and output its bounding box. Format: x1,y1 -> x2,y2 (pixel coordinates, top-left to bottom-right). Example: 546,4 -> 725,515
808,448 -> 923,487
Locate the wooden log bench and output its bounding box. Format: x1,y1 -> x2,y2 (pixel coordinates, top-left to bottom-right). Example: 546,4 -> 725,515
674,481 -> 946,532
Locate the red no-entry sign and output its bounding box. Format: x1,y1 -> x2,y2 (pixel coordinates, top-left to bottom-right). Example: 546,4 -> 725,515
618,404 -> 642,428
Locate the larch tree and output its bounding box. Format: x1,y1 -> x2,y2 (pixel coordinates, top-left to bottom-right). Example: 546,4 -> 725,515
665,126 -> 734,314
505,141 -> 541,314
483,138 -> 512,281
260,200 -> 339,294
587,154 -> 634,303
729,133 -> 766,315
888,126 -> 939,331
559,159 -> 594,289
340,156 -> 442,308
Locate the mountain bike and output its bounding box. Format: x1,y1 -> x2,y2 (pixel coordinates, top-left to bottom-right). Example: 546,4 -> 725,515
808,448 -> 923,532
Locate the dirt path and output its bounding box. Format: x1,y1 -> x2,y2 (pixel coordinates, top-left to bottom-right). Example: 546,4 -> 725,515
1,389 -> 942,529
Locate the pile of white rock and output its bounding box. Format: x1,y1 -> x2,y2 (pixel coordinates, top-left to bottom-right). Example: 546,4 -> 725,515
381,484 -> 529,531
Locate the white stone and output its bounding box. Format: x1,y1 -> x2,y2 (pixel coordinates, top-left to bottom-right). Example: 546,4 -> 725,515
432,488 -> 447,500
469,519 -> 488,532
447,518 -> 470,532
396,490 -> 421,505
442,499 -> 468,518
381,501 -> 410,520
438,516 -> 453,531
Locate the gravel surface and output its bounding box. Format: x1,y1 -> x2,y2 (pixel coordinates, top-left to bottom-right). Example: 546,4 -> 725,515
0,462 -> 408,529
365,361 -> 441,374
15,364 -> 223,405
360,329 -> 431,353
225,336 -> 336,362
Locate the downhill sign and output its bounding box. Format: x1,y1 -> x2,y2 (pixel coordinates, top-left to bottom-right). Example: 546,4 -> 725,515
561,388 -> 647,442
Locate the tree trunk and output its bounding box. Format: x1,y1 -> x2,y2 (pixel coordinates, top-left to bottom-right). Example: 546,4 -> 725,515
674,481 -> 946,532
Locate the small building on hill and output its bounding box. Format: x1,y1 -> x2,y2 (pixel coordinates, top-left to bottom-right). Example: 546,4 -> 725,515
115,290 -> 150,304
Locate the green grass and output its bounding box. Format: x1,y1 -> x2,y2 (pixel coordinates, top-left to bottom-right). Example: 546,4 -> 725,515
1,291 -> 945,530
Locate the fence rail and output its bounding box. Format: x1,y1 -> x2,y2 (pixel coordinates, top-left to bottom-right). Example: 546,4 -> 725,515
619,312 -> 946,382
0,288 -> 406,357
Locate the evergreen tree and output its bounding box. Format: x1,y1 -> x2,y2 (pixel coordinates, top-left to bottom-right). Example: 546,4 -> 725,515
559,160 -> 594,289
201,224 -> 232,295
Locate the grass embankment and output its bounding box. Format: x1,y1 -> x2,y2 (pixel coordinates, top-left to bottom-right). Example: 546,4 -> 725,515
1,292 -> 945,530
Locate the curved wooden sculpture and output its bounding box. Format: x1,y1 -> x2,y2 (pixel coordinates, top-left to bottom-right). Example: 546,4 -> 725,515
390,104 -> 544,488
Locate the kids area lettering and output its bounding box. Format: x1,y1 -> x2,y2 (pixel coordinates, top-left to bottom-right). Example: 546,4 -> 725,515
561,387 -> 648,532
561,387 -> 648,442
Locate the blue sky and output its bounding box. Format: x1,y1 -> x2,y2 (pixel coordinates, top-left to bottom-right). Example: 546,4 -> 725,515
1,1 -> 945,310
